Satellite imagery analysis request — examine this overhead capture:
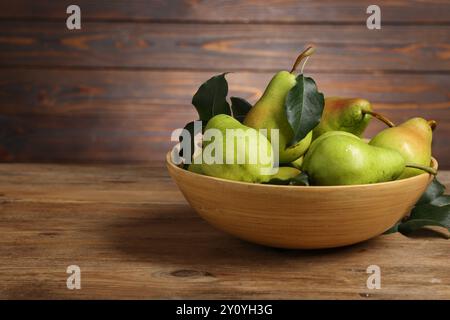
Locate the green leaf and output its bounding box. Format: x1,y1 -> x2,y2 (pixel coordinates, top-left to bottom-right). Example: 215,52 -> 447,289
416,177 -> 446,205
179,121 -> 202,168
410,204 -> 450,222
385,178 -> 449,237
383,223 -> 399,234
398,219 -> 449,236
191,73 -> 231,122
289,172 -> 310,186
398,204 -> 450,235
285,75 -> 324,146
230,97 -> 252,122
265,172 -> 310,186
430,195 -> 450,206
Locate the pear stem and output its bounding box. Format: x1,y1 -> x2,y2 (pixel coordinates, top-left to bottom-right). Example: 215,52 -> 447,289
362,110 -> 395,127
428,120 -> 437,131
405,163 -> 437,175
290,46 -> 315,74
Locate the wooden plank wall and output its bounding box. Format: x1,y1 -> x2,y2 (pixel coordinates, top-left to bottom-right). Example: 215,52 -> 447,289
0,0 -> 449,167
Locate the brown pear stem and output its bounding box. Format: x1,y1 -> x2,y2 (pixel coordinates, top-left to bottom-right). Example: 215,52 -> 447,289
428,120 -> 437,131
290,46 -> 315,74
405,163 -> 437,175
362,110 -> 395,127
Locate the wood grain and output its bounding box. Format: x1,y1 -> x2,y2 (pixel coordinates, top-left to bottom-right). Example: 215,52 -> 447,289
1,69 -> 449,166
1,0 -> 449,23
0,1 -> 448,167
1,22 -> 449,72
0,164 -> 448,299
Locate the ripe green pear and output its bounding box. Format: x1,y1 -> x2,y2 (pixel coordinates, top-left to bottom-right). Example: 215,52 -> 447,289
369,117 -> 434,179
187,154 -> 203,174
303,131 -> 405,185
243,70 -> 313,164
200,114 -> 274,183
312,97 -> 373,140
290,131 -> 358,170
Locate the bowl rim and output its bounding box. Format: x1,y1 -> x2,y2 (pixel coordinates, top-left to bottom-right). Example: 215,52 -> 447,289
166,152 -> 438,190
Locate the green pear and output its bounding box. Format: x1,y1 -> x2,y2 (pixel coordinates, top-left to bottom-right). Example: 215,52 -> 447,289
303,131 -> 405,185
187,154 -> 203,174
312,97 -> 375,140
243,48 -> 315,164
305,130 -> 358,159
369,117 -> 435,179
200,114 -> 274,183
289,130 -> 352,170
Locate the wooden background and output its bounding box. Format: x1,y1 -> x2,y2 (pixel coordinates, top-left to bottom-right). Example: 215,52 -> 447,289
0,0 -> 449,167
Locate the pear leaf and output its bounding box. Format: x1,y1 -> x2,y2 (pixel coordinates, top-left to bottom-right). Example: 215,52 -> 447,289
416,177 -> 446,205
179,121 -> 203,168
230,97 -> 252,123
192,73 -> 231,122
265,172 -> 310,186
398,204 -> 450,236
383,223 -> 400,234
398,219 -> 449,237
289,172 -> 310,186
410,204 -> 450,223
430,195 -> 450,206
285,75 -> 324,146
384,177 -> 448,236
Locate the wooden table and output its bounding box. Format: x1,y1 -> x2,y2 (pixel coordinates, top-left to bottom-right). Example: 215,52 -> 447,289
0,164 -> 449,299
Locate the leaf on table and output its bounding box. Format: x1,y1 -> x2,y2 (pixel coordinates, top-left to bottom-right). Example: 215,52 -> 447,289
385,177 -> 449,237
430,195 -> 450,207
285,75 -> 324,146
191,73 -> 231,122
416,177 -> 446,205
398,220 -> 450,237
383,223 -> 400,234
398,204 -> 450,236
230,97 -> 252,123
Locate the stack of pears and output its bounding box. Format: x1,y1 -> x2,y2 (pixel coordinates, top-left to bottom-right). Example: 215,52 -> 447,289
185,48 -> 437,186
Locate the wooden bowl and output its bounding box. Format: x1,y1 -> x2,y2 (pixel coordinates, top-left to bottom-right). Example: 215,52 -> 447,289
166,153 -> 437,249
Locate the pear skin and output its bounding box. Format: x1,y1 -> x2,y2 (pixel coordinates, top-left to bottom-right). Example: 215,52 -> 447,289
290,156 -> 304,170
312,97 -> 372,140
303,132 -> 405,185
200,114 -> 274,183
244,71 -> 312,163
271,167 -> 301,180
369,117 -> 433,179
187,154 -> 203,174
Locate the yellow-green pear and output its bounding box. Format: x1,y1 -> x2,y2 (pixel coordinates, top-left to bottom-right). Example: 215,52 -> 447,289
369,117 -> 436,179
187,154 -> 203,175
243,48 -> 315,164
200,114 -> 275,183
312,97 -> 396,140
303,131 -> 406,185
312,98 -> 372,140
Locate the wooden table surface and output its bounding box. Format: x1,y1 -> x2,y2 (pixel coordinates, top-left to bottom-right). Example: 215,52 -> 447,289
0,164 -> 449,299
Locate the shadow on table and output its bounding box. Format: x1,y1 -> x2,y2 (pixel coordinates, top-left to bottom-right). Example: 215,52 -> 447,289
105,204 -> 373,270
